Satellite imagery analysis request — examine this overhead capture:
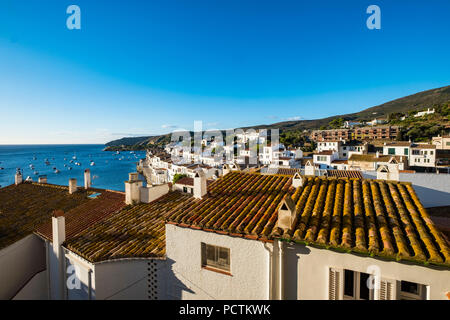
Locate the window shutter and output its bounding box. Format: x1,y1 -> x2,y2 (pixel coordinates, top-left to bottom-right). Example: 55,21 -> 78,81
378,278 -> 397,300
328,268 -> 343,300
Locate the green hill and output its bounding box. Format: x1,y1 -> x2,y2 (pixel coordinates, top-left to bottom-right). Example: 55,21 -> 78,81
105,85 -> 450,149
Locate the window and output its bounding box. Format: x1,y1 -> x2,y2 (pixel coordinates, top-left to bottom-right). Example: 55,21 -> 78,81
388,148 -> 395,155
399,281 -> 426,300
201,243 -> 230,272
404,148 -> 409,155
343,269 -> 375,300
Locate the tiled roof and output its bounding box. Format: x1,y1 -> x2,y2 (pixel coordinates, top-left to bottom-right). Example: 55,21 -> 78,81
348,154 -> 405,163
167,172 -> 450,267
65,191 -> 192,262
175,177 -> 214,187
326,170 -> 363,179
0,183 -> 90,250
35,191 -> 126,242
260,167 -> 301,176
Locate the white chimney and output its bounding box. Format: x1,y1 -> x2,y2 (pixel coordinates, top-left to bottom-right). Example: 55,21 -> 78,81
305,160 -> 315,176
193,170 -> 207,199
84,169 -> 91,189
376,151 -> 380,158
377,165 -> 399,181
222,164 -> 231,176
277,195 -> 297,231
38,175 -> 47,184
15,170 -> 23,185
52,210 -> 66,300
69,178 -> 78,194
292,172 -> 304,188
125,172 -> 143,205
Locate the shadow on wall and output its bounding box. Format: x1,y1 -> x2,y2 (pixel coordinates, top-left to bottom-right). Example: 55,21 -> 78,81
163,258 -> 195,300
284,244 -> 311,300
412,185 -> 450,208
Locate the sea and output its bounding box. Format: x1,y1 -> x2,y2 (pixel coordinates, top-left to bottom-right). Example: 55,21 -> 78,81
0,145 -> 147,191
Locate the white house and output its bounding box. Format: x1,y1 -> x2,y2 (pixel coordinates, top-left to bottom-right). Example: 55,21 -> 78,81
409,144 -> 436,168
414,108 -> 435,118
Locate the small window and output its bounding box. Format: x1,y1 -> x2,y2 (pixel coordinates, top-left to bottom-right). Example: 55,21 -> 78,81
388,148 -> 395,155
201,243 -> 230,272
404,148 -> 409,155
343,269 -> 374,300
400,281 -> 426,300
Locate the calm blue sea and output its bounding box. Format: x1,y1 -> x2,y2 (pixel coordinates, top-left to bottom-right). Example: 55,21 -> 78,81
0,145 -> 146,191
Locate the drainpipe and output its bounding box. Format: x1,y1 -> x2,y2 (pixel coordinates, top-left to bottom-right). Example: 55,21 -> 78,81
45,241 -> 51,300
263,243 -> 273,300
278,240 -> 285,300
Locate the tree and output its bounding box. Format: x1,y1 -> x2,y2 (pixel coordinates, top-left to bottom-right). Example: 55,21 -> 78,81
173,174 -> 187,184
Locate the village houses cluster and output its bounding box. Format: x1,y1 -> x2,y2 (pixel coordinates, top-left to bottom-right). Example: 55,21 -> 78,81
0,120 -> 449,301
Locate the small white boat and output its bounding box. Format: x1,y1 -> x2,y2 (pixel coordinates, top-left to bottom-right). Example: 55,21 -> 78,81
70,160 -> 74,163
90,161 -> 95,166
34,171 -> 39,175
26,176 -> 33,182
54,169 -> 60,174
68,167 -> 72,170
73,155 -> 77,160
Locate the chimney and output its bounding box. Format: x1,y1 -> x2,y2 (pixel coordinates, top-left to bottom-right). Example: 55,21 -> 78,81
277,195 -> 297,231
38,175 -> 47,184
193,170 -> 207,199
305,160 -> 315,176
84,169 -> 91,189
125,172 -> 143,205
222,164 -> 231,176
377,165 -> 399,181
292,172 -> 304,188
376,151 -> 380,158
69,178 -> 78,194
15,170 -> 23,185
52,210 -> 66,300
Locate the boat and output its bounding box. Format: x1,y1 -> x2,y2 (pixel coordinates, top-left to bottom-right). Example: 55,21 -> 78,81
0,167 -> 4,170
32,156 -> 37,160
26,176 -> 33,182
72,155 -> 77,160
90,161 -> 95,166
54,169 -> 60,174
34,171 -> 39,175
45,160 -> 51,166
70,160 -> 74,163
68,167 -> 72,170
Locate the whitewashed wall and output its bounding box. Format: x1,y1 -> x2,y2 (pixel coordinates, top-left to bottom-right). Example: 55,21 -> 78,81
13,270 -> 47,300
363,171 -> 450,207
283,242 -> 450,300
0,234 -> 46,299
165,224 -> 271,300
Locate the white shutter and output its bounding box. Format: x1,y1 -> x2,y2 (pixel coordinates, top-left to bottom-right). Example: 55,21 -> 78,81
328,268 -> 343,300
378,278 -> 397,300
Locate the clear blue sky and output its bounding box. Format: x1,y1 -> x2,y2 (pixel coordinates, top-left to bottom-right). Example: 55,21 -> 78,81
0,0 -> 449,144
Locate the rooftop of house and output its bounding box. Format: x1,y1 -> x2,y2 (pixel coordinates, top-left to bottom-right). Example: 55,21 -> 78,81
326,170 -> 363,179
260,167 -> 301,176
36,191 -> 126,243
384,141 -> 412,147
174,177 -> 215,187
348,154 -> 405,163
65,191 -> 192,262
411,144 -> 436,150
166,172 -> 450,267
0,182 -> 92,250
314,150 -> 334,156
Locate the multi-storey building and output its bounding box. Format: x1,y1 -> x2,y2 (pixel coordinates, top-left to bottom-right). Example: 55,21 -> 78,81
311,126 -> 399,142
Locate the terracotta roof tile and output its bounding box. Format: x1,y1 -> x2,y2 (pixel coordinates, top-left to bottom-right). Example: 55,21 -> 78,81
0,183 -> 91,250
65,192 -> 192,262
167,172 -> 450,267
35,191 -> 126,242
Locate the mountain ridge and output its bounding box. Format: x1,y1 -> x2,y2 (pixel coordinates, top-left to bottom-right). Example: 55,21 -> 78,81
105,85 -> 450,148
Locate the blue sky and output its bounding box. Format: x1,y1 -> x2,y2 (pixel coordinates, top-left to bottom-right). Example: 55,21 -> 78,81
0,0 -> 449,144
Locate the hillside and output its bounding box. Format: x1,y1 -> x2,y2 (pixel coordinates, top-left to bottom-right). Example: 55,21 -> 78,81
105,85 -> 450,149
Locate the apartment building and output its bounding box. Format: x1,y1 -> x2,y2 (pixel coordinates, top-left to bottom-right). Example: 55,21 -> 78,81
410,144 -> 436,168
432,136 -> 450,150
311,126 -> 399,142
